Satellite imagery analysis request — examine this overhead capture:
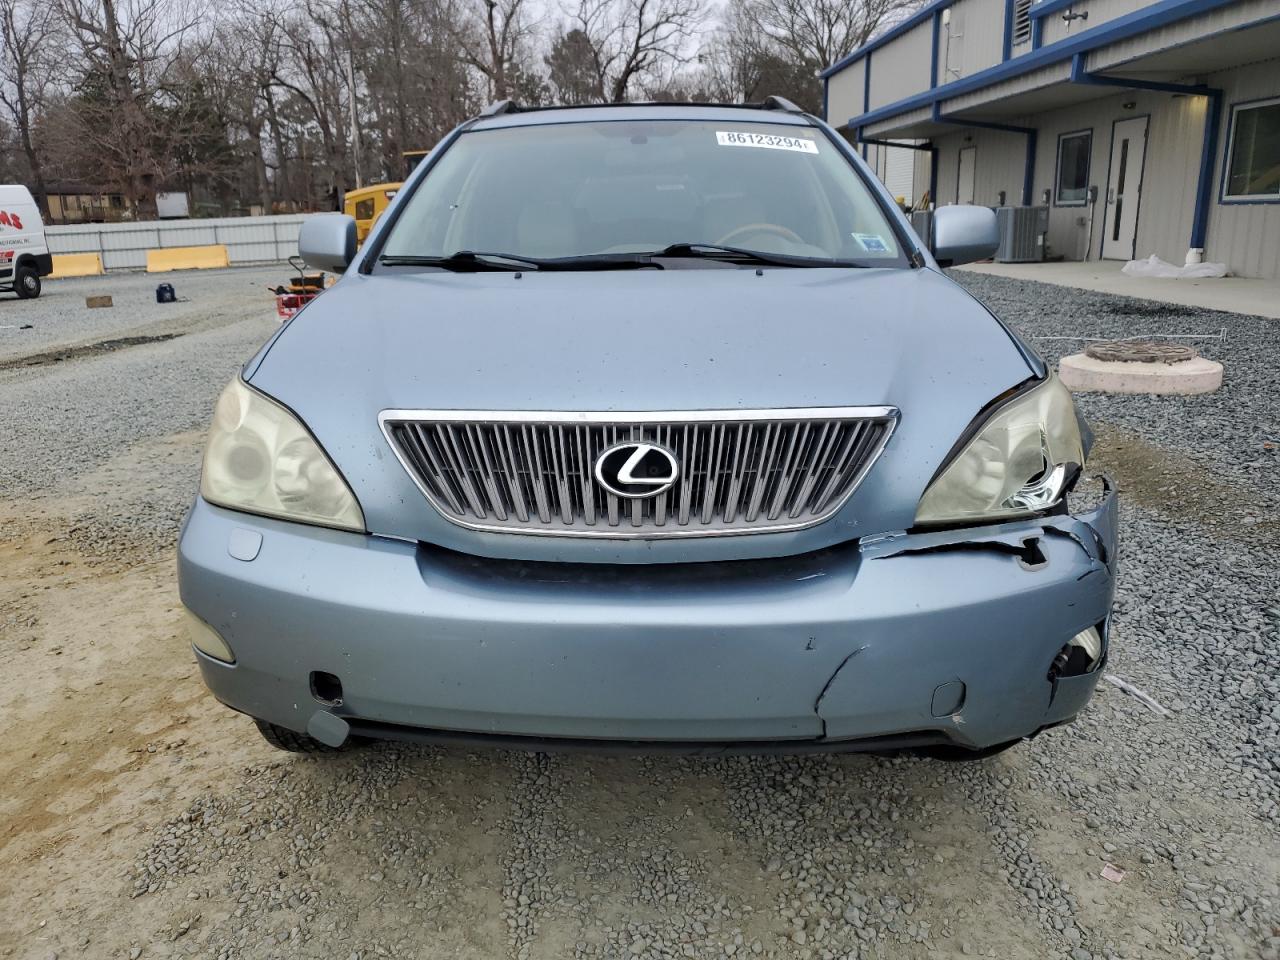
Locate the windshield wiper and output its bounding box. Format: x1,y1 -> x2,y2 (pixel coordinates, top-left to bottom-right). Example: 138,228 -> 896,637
380,245 -> 866,272
379,251 -> 541,271
380,250 -> 663,272
650,242 -> 869,268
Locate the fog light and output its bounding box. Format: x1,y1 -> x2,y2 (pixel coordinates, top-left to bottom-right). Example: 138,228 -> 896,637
1048,626 -> 1104,681
1069,627 -> 1103,667
185,610 -> 235,663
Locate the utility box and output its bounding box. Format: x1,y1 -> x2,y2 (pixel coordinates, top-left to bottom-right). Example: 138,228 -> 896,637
156,192 -> 190,219
994,206 -> 1048,263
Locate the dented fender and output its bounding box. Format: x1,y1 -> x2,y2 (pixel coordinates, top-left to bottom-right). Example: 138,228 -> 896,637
815,479 -> 1118,747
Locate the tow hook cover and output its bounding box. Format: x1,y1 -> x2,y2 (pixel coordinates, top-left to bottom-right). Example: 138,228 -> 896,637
306,710 -> 350,747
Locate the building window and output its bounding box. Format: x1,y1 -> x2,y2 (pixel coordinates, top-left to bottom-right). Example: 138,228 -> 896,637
1011,0 -> 1033,46
1223,97 -> 1280,202
1055,130 -> 1092,206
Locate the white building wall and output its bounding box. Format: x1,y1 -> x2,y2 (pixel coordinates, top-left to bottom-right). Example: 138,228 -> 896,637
1020,88 -> 1202,266
1204,59 -> 1280,279
863,143 -> 919,205
934,127 -> 1029,208
826,59 -> 866,127
1037,0 -> 1153,49
928,53 -> 1280,278
868,23 -> 934,111
939,0 -> 1007,82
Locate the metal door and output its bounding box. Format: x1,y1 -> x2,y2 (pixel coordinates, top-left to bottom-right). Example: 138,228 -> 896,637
1102,116 -> 1148,260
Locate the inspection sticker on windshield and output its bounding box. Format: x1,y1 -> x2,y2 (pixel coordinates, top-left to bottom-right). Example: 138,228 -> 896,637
852,233 -> 889,253
716,131 -> 818,153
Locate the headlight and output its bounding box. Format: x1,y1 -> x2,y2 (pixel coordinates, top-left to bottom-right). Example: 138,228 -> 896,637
915,374 -> 1083,525
201,378 -> 365,531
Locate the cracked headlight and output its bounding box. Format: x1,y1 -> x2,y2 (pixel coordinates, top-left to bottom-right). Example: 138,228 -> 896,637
201,378 -> 365,532
915,373 -> 1083,525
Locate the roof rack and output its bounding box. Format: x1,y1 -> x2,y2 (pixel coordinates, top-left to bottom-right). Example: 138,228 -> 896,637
471,98 -> 811,119
761,95 -> 805,113
478,99 -> 520,117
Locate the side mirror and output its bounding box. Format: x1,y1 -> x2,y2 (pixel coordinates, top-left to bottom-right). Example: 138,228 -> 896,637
298,213 -> 357,273
930,205 -> 999,267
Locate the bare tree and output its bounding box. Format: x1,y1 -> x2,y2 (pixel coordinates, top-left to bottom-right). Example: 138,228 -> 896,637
57,0 -> 207,217
353,0 -> 477,179
565,0 -> 704,103
272,0 -> 356,205
0,0 -> 59,215
734,0 -> 921,78
454,0 -> 536,101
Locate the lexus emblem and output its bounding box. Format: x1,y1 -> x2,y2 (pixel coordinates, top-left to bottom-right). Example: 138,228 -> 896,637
594,441 -> 679,499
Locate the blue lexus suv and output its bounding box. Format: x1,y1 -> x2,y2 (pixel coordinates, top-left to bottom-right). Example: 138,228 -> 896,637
178,98 -> 1117,759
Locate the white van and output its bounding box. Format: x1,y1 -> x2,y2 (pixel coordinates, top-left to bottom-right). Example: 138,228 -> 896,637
0,185 -> 52,299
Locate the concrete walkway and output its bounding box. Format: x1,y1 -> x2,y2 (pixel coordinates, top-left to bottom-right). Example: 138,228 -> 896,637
957,260 -> 1280,320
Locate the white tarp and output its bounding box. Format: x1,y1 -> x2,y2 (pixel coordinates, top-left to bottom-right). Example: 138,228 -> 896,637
1121,254 -> 1227,280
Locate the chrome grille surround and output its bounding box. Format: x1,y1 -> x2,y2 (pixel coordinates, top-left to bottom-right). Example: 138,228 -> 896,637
379,407 -> 898,539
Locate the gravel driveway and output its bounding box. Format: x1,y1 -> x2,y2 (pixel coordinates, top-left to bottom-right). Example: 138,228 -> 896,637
0,268 -> 1276,960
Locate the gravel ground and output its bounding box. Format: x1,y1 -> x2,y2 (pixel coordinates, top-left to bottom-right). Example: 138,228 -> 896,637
953,273 -> 1280,501
1,268 -> 1277,960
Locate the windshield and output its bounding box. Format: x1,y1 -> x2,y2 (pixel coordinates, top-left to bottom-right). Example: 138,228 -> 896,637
378,119 -> 908,268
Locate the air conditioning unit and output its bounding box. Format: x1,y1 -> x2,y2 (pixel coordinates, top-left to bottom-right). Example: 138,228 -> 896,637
995,205 -> 1049,262
909,210 -> 934,247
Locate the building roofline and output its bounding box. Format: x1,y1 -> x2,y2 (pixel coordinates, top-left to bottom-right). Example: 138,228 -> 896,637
843,0 -> 1243,131
820,0 -> 959,79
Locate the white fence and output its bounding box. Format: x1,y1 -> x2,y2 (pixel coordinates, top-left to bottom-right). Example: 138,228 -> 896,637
45,214 -> 308,271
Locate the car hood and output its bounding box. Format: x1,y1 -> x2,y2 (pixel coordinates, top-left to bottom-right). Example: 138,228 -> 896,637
249,267 -> 1036,563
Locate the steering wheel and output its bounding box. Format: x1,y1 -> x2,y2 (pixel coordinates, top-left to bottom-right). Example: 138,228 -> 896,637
716,222 -> 805,248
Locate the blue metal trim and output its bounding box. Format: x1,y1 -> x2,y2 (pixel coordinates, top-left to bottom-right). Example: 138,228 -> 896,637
864,50 -> 872,113
862,51 -> 872,158
820,0 -> 960,78
931,103 -> 1039,205
1068,53 -> 1212,95
844,0 -> 1239,130
1218,94 -> 1280,205
931,11 -> 942,87
857,132 -> 937,151
822,77 -> 829,121
1051,128 -> 1093,207
1003,0 -> 1015,60
1191,90 -> 1224,245
929,102 -> 1028,136
1032,17 -> 1044,48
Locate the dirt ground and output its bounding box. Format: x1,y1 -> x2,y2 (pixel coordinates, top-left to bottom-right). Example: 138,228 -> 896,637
1,269 -> 1276,960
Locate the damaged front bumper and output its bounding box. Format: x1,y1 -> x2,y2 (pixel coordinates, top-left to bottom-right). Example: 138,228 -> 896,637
177,482 -> 1118,754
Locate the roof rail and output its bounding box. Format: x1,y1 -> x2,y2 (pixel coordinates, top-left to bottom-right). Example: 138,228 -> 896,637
762,95 -> 805,114
479,99 -> 519,117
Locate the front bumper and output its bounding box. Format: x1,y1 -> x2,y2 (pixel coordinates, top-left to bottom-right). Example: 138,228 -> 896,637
177,486 -> 1118,753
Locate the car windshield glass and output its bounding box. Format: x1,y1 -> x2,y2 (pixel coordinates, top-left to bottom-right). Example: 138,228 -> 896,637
379,119 -> 907,268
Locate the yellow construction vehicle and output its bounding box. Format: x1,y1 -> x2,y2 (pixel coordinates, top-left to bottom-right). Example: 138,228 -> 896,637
343,183 -> 401,244
343,151 -> 433,245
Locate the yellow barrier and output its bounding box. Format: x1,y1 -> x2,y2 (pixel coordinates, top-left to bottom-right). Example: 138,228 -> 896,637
49,253 -> 105,278
145,244 -> 230,272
